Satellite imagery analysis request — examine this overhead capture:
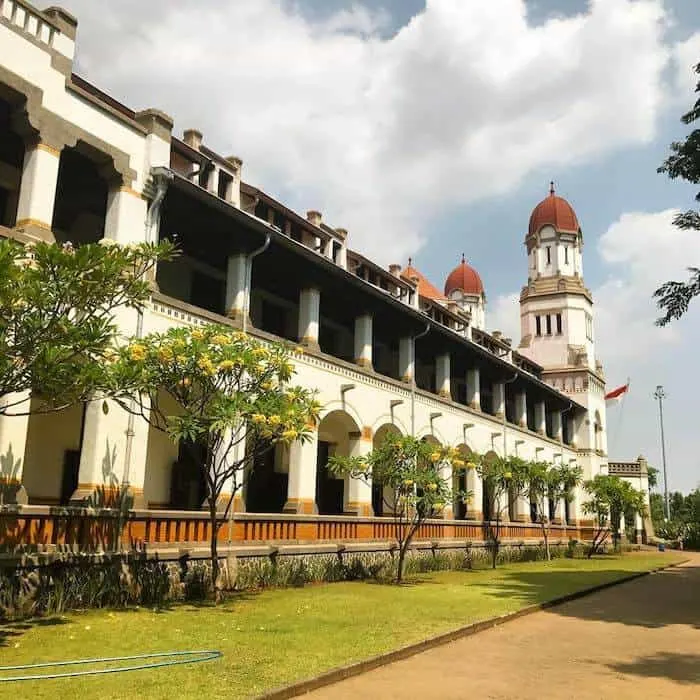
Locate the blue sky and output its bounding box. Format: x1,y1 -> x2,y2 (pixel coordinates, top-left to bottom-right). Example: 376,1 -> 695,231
62,0 -> 700,493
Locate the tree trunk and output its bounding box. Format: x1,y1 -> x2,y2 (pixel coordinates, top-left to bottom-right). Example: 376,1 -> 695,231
396,542 -> 408,584
544,521 -> 551,561
208,497 -> 220,596
491,519 -> 500,569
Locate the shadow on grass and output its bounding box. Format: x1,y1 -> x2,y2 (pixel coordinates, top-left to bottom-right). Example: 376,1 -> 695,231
605,653 -> 700,685
0,616 -> 68,648
466,560 -> 700,629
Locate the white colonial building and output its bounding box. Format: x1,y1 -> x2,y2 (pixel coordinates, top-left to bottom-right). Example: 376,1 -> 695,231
0,1 -> 649,549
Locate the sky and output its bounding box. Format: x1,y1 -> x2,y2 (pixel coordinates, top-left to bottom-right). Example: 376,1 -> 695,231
59,0 -> 700,493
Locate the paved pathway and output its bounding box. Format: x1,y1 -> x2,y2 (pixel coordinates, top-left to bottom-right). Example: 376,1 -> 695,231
304,554 -> 700,699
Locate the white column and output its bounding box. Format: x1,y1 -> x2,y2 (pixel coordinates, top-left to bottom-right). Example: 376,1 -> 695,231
71,399 -> 149,508
567,486 -> 581,526
515,494 -> 531,523
345,430 -> 373,516
634,512 -> 644,544
225,254 -> 248,322
438,459 -> 453,519
466,467 -> 483,521
551,410 -> 563,442
399,336 -> 414,383
298,288 -> 321,349
284,430 -> 318,514
535,401 -> 546,436
16,142 -> 62,238
466,368 -> 480,410
492,381 -> 505,418
104,186 -> 147,244
354,314 -> 373,369
0,392 -> 30,504
436,353 -> 451,399
515,391 -> 527,428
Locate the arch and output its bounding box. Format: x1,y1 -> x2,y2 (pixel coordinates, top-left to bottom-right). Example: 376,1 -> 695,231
453,444 -> 474,520
318,400 -> 364,434
372,422 -> 401,516
371,413 -> 408,436
416,426 -> 447,445
481,450 -> 499,521
315,409 -> 361,516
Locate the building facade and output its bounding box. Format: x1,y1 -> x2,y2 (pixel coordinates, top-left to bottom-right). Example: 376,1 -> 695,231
0,2 -> 645,552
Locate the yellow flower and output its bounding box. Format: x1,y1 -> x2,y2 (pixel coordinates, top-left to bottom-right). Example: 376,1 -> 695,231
253,347 -> 267,357
178,377 -> 191,388
293,346 -> 305,356
261,381 -> 274,391
430,452 -> 441,463
218,360 -> 235,371
197,356 -> 216,376
452,458 -> 465,468
251,414 -> 267,425
427,483 -> 437,492
234,331 -> 247,341
282,429 -> 298,441
191,329 -> 205,341
504,471 -> 513,480
466,461 -> 477,470
268,415 -> 281,427
211,334 -> 230,346
465,497 -> 474,506
256,362 -> 267,373
157,348 -> 173,363
129,344 -> 147,361
403,479 -> 414,487
176,355 -> 187,365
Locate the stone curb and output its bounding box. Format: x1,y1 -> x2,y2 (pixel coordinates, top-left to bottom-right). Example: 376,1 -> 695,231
257,558 -> 689,700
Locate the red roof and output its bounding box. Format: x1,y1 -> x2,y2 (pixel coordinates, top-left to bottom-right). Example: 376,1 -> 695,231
528,183 -> 580,236
444,257 -> 484,296
403,263 -> 445,301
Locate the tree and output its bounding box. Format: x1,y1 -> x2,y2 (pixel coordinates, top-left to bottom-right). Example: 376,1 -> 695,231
582,475 -> 647,556
654,61 -> 700,326
0,238 -> 171,415
329,434 -> 467,583
527,461 -> 582,561
478,454 -> 529,569
646,465 -> 659,490
107,324 -> 320,590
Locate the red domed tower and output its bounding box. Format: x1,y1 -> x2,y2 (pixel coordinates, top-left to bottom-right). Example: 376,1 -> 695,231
444,255 -> 486,329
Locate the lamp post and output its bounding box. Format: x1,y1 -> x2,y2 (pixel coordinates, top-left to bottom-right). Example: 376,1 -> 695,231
653,385 -> 670,521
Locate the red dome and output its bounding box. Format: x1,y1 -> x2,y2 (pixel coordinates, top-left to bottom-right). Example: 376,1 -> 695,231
444,257 -> 484,296
528,183 -> 580,236
403,261 -> 445,301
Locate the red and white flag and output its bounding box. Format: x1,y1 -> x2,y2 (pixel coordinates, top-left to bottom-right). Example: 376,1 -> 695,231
605,381 -> 629,405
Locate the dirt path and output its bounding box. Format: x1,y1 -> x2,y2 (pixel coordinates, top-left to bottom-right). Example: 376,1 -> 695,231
303,554 -> 700,699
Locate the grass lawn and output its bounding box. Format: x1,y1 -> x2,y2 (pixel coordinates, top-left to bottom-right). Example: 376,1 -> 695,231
0,552 -> 682,699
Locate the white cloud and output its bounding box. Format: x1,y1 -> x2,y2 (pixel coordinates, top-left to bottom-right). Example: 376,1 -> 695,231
672,30 -> 700,99
60,0 -> 675,262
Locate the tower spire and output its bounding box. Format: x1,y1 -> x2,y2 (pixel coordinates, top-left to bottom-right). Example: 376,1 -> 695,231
549,180 -> 555,196
461,252 -> 465,264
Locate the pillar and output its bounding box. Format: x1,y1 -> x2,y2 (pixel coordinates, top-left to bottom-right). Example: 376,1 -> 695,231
634,512 -> 644,544
535,401 -> 546,436
104,185 -> 147,245
514,494 -> 531,523
466,467 -> 483,521
566,486 -> 581,526
283,429 -> 318,514
492,381 -> 505,419
15,141 -> 62,240
0,392 -> 30,504
438,459 -> 453,519
298,288 -> 321,350
354,314 -> 373,369
436,353 -> 451,399
515,391 -> 527,428
466,368 -> 480,410
345,429 -> 373,516
399,336 -> 414,383
551,410 -> 563,442
70,399 -> 149,509
225,254 -> 248,323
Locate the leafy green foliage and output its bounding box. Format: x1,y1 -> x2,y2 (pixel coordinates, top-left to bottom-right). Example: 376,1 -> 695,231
654,61 -> 700,325
582,475 -> 647,555
329,434 -> 469,582
652,489 -> 700,549
108,324 -> 320,589
0,238 -> 172,414
527,461 -> 582,560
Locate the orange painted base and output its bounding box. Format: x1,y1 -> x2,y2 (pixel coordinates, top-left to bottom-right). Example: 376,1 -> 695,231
282,498 -> 317,515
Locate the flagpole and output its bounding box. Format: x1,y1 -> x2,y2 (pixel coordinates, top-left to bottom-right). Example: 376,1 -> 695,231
653,385 -> 670,521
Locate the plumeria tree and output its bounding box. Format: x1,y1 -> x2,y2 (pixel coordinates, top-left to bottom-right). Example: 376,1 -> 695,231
329,434 -> 468,583
582,475 -> 647,557
477,454 -> 529,569
108,324 -> 320,587
527,461 -> 583,560
0,237 -> 171,415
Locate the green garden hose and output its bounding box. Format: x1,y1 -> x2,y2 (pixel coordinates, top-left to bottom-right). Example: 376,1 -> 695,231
0,649 -> 222,682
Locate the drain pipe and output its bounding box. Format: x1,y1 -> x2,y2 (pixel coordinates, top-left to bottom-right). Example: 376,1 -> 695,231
227,231 -> 271,548
242,233 -> 271,335
122,171 -> 173,498
410,324 -> 431,437
501,373 -> 518,458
